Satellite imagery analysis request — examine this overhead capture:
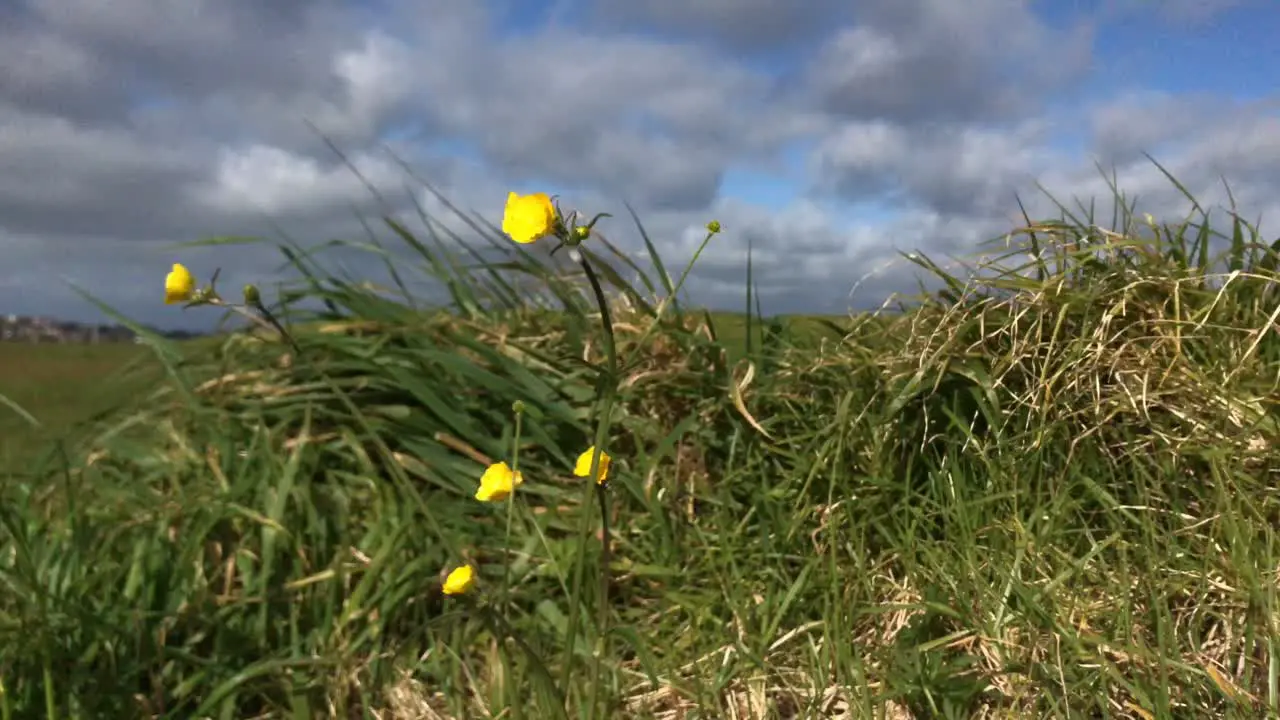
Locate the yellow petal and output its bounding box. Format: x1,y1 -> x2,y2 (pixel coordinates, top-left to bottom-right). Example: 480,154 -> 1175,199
442,565 -> 475,595
502,192 -> 556,244
164,263 -> 195,305
475,462 -> 523,502
574,447 -> 611,485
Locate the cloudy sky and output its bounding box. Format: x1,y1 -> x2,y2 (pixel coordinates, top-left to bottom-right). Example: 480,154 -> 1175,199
1,0 -> 1277,329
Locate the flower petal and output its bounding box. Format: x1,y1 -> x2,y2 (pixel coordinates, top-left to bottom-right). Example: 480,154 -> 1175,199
573,447 -> 611,485
443,565 -> 475,595
164,263 -> 196,305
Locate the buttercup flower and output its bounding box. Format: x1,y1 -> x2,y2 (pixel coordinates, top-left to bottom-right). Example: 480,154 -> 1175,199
442,565 -> 475,595
574,446 -> 612,485
475,461 -> 524,502
164,263 -> 196,305
502,192 -> 557,244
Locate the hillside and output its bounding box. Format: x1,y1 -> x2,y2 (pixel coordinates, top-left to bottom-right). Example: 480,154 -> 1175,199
0,197 -> 1277,719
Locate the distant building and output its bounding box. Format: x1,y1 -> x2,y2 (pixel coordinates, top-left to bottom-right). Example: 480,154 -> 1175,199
0,314 -> 195,344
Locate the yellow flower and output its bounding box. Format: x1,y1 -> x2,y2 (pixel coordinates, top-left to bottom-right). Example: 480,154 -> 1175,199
502,191 -> 557,244
475,461 -> 524,502
573,446 -> 611,485
164,263 -> 196,305
442,564 -> 475,595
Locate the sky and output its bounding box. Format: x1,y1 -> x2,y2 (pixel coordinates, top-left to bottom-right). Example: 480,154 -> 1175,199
1,0 -> 1278,329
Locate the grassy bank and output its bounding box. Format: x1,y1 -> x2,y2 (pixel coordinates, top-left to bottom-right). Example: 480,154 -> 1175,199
0,183 -> 1278,719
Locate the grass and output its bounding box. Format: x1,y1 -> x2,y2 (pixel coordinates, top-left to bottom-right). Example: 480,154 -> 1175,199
0,167 -> 1278,719
0,342 -> 160,469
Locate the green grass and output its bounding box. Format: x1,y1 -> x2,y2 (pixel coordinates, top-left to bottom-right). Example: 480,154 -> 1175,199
1,168 -> 1279,719
0,342 -> 160,469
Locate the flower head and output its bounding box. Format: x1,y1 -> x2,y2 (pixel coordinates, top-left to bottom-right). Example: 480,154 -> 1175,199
574,446 -> 612,485
475,461 -> 524,502
442,564 -> 475,595
164,263 -> 196,305
502,192 -> 557,244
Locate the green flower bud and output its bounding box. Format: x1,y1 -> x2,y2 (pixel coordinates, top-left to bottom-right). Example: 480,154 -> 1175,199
706,220 -> 721,234
242,284 -> 262,307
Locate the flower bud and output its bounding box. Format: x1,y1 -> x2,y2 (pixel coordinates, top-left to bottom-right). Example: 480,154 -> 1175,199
242,284 -> 262,307
706,220 -> 721,234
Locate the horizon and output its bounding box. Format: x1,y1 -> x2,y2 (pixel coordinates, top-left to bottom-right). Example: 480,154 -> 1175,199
1,0 -> 1277,331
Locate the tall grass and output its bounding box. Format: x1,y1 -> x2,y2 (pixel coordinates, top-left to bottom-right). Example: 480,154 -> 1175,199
1,167 -> 1278,719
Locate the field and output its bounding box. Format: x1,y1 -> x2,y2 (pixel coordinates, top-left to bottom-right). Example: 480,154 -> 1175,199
0,343 -> 158,469
1,186 -> 1279,720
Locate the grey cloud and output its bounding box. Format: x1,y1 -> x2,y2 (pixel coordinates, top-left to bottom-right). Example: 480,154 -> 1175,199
588,0 -> 848,52
0,19 -> 125,122
8,0 -> 396,151
809,90 -> 1280,305
24,0 -> 339,100
811,120 -> 1059,217
1087,91 -> 1229,164
405,29 -> 784,210
599,198 -> 934,315
0,103 -> 215,240
0,1 -> 437,238
805,0 -> 1094,124
1037,96 -> 1280,224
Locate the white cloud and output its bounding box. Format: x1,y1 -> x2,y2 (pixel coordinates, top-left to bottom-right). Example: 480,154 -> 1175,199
201,145 -> 395,216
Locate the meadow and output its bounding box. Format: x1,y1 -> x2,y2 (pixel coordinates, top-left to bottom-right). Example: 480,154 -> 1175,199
0,178 -> 1278,720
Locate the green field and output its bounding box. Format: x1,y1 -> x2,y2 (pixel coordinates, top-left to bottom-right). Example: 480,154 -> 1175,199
1,187 -> 1279,719
0,342 -> 158,468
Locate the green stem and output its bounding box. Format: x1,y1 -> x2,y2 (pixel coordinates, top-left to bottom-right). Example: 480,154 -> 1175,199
251,303 -> 302,356
589,481 -> 612,716
620,229 -> 718,368
1,673 -> 11,720
559,255 -> 619,717
560,395 -> 612,680
42,658 -> 54,720
502,410 -> 525,607
212,300 -> 302,355
477,604 -> 570,720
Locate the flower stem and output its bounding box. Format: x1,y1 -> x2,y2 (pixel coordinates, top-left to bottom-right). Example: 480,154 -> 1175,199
502,409 -> 524,607
476,603 -> 569,720
559,254 -> 619,717
622,228 -> 718,367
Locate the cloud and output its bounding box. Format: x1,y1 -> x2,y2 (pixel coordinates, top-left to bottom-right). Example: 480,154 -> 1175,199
810,119 -> 1063,217
1042,95 -> 1280,224
805,0 -> 1094,124
588,0 -> 848,52
401,27 -> 788,210
0,0 -> 1278,330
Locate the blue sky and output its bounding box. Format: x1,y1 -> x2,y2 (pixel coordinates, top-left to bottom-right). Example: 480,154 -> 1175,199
0,0 -> 1277,328
1090,3 -> 1275,98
